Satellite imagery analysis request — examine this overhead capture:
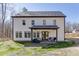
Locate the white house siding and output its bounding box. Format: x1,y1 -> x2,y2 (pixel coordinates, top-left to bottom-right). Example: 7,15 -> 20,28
57,18 -> 64,41
13,17 -> 64,41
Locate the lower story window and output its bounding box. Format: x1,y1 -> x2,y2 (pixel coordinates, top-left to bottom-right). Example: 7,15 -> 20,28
24,31 -> 31,38
19,32 -> 22,38
16,31 -> 22,38
24,32 -> 28,38
16,32 -> 19,38
28,32 -> 31,38
37,32 -> 40,38
33,32 -> 36,38
33,32 -> 40,38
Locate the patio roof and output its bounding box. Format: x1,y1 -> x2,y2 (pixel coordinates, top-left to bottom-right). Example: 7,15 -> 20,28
29,25 -> 59,29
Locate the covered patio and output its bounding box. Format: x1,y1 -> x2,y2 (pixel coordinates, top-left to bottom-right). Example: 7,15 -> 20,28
29,25 -> 59,42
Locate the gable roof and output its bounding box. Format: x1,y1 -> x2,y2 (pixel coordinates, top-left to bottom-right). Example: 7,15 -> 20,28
12,11 -> 66,17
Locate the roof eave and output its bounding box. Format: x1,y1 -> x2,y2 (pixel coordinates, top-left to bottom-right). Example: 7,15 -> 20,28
11,16 -> 66,18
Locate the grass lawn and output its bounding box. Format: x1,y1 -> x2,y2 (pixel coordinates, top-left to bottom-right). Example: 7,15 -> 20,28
0,40 -> 24,56
0,40 -> 75,56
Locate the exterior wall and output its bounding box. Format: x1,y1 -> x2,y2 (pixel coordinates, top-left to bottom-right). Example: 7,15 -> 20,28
57,18 -> 64,41
13,17 -> 64,41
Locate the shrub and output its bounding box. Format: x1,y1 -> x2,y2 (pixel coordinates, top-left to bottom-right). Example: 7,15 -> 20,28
42,41 -> 75,48
32,39 -> 40,43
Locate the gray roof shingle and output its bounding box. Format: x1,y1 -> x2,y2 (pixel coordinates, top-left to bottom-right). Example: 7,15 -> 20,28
14,11 -> 66,17
29,25 -> 59,29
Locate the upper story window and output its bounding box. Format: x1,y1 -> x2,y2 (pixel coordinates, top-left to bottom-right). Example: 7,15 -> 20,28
43,20 -> 46,25
22,20 -> 26,25
32,20 -> 35,26
53,20 -> 56,25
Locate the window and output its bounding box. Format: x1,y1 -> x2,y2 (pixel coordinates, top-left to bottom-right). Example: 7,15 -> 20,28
19,32 -> 22,38
32,20 -> 35,26
24,32 -> 31,38
28,32 -> 31,38
16,32 -> 19,38
37,32 -> 40,38
43,20 -> 46,25
24,32 -> 28,38
22,20 -> 26,25
33,32 -> 36,38
53,20 -> 56,25
16,31 -> 22,38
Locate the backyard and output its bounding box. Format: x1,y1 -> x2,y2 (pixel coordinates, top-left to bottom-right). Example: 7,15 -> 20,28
65,33 -> 79,38
0,39 -> 76,56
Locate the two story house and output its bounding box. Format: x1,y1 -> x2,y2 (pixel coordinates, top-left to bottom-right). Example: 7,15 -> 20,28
12,11 -> 66,41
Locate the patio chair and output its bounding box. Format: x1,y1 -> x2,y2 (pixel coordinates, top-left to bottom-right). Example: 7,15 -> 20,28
48,37 -> 57,42
53,37 -> 57,42
48,37 -> 53,42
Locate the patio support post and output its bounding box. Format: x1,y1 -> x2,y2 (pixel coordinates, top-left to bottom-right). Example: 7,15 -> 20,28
31,29 -> 33,40
56,29 -> 58,42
